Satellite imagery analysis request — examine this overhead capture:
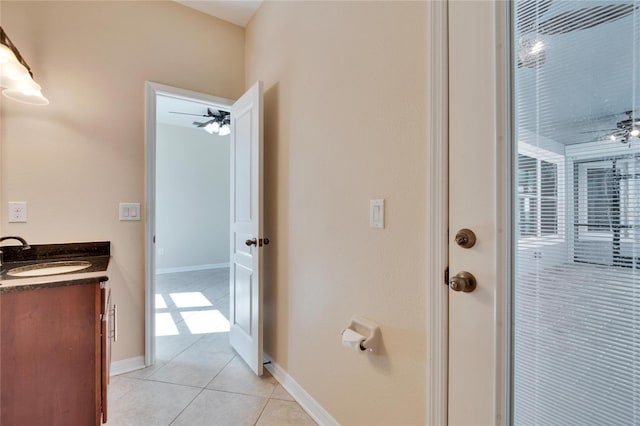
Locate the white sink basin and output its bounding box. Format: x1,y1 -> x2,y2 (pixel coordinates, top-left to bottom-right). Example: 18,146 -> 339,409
7,261 -> 92,277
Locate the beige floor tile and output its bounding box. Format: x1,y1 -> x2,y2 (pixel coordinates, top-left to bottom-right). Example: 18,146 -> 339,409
111,270 -> 313,425
172,389 -> 268,426
256,399 -> 317,426
108,380 -> 200,426
191,331 -> 236,354
148,348 -> 234,387
156,332 -> 203,361
207,356 -> 277,398
122,361 -> 167,380
108,376 -> 145,403
270,384 -> 295,402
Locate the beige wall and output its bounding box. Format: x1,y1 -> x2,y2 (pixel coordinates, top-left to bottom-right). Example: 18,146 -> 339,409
0,1 -> 245,361
156,124 -> 230,270
2,1 -> 430,422
246,2 -> 429,424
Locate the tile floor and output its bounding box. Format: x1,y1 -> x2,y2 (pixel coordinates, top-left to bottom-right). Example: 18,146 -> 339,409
108,269 -> 316,426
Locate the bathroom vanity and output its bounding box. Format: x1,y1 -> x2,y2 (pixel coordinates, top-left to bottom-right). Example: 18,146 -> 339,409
0,241 -> 112,425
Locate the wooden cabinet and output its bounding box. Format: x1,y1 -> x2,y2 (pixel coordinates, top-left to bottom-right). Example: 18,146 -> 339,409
0,281 -> 110,425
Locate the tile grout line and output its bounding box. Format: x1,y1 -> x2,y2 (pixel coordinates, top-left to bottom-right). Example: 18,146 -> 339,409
166,386 -> 208,426
254,397 -> 272,426
253,367 -> 278,425
203,353 -> 238,389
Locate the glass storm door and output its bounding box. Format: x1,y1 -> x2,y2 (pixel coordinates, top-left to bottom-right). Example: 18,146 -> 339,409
512,0 -> 639,423
448,1 -> 639,424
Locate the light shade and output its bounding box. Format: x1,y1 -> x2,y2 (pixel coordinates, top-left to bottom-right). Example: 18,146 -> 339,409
204,121 -> 220,134
0,62 -> 30,90
218,124 -> 231,136
0,27 -> 48,106
0,43 -> 17,64
3,88 -> 49,105
2,73 -> 48,105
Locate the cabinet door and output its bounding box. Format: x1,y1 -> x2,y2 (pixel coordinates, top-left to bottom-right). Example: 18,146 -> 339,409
101,287 -> 112,424
1,283 -> 100,426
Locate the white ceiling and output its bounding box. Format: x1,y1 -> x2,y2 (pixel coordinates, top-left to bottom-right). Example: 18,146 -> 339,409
175,0 -> 262,27
156,95 -> 227,129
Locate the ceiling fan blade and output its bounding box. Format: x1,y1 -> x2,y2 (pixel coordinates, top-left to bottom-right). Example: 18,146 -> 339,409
517,0 -> 553,33
538,4 -> 637,35
580,128 -> 618,134
170,111 -> 205,117
193,121 -> 210,127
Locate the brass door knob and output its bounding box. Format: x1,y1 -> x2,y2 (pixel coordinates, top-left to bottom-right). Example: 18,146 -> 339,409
448,271 -> 477,292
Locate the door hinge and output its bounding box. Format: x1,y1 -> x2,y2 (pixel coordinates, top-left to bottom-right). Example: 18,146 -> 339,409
444,266 -> 449,286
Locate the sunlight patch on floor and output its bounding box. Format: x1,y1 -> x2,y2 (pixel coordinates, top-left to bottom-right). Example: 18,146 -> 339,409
155,312 -> 179,336
155,293 -> 168,309
170,292 -> 213,308
180,309 -> 230,334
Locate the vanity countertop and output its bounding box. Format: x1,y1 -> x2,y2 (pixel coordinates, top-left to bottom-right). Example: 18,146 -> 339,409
0,241 -> 110,293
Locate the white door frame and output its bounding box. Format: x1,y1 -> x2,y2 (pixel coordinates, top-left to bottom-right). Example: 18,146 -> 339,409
144,81 -> 234,366
425,1 -> 449,425
426,1 -> 512,424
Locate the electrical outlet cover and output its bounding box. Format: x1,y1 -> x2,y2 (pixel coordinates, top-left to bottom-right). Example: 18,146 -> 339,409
8,201 -> 27,223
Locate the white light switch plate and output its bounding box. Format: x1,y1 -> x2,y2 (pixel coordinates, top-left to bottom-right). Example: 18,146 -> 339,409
119,203 -> 141,221
8,201 -> 27,223
370,199 -> 384,229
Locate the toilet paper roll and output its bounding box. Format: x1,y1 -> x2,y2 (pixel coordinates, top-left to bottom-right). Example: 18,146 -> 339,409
342,328 -> 366,352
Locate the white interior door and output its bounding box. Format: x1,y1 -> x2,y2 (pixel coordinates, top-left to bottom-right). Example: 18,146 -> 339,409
229,80 -> 264,376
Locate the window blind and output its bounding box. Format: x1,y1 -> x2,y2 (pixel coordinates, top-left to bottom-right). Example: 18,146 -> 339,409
513,0 -> 639,424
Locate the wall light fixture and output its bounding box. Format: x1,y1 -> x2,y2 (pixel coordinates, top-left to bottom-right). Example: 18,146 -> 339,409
0,26 -> 49,106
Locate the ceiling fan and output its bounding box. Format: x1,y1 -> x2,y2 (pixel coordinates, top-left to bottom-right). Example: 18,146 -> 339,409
169,108 -> 231,135
582,111 -> 640,144
516,0 -> 638,68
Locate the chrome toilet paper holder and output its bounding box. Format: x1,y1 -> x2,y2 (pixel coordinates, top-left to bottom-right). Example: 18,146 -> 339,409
342,316 -> 381,352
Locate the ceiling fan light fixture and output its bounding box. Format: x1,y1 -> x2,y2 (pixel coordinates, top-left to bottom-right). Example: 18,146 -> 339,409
529,40 -> 545,55
204,119 -> 220,134
218,124 -> 231,136
204,120 -> 220,134
517,38 -> 546,68
610,134 -> 618,142
631,129 -> 640,137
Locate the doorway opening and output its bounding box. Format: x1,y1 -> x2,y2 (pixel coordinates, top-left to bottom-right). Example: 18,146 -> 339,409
144,82 -> 234,366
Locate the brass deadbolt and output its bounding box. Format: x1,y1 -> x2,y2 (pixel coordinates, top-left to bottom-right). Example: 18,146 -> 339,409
455,228 -> 476,249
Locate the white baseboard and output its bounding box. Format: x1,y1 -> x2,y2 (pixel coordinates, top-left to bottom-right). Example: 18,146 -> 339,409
110,356 -> 146,376
264,354 -> 339,426
156,262 -> 230,275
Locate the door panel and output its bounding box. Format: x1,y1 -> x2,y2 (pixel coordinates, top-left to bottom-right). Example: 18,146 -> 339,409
229,80 -> 264,376
234,264 -> 253,335
448,1 -> 503,425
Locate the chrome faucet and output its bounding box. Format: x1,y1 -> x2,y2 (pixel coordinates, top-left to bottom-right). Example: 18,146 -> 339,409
0,236 -> 31,268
